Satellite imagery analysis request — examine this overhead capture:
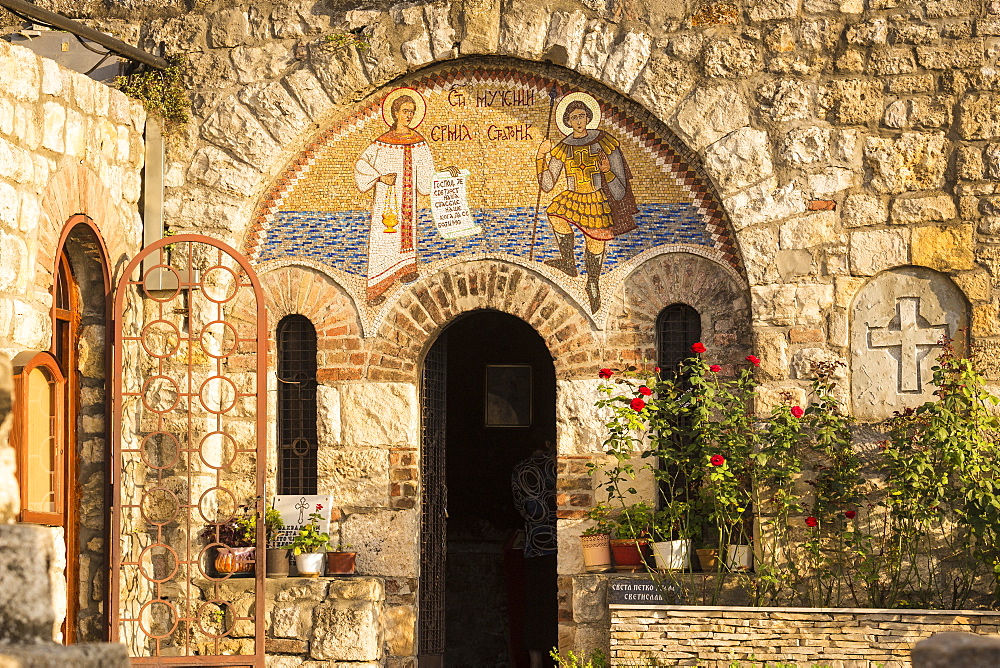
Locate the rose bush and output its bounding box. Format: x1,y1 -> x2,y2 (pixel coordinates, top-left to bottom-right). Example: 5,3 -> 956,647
590,339 -> 1000,609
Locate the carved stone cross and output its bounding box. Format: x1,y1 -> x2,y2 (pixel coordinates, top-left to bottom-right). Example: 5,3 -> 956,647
868,297 -> 947,393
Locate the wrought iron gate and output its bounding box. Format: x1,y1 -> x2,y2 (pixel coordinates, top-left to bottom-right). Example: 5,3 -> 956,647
418,335 -> 447,667
111,235 -> 266,665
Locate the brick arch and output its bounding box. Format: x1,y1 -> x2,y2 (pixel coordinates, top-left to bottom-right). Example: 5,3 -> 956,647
367,260 -> 603,382
37,163 -> 133,292
257,264 -> 366,381
607,251 -> 753,372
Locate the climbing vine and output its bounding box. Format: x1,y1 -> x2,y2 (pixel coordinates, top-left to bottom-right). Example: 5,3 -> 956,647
114,54 -> 189,137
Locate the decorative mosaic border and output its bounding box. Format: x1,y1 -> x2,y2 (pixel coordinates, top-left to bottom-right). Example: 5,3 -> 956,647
257,243 -> 743,337
242,60 -> 742,275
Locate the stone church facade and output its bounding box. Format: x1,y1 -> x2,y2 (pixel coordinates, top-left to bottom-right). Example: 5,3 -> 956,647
0,0 -> 998,664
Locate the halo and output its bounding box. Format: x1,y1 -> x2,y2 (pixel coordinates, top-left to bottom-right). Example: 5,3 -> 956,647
554,91 -> 602,136
381,87 -> 426,129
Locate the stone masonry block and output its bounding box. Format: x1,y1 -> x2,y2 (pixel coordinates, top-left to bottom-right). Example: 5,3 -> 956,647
311,599 -> 382,661
0,525 -> 65,643
958,93 -> 1000,140
913,632 -> 1000,668
339,383 -> 418,448
911,224 -> 976,272
0,643 -> 129,667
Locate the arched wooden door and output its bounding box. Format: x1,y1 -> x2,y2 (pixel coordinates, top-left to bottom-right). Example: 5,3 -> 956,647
111,235 -> 267,665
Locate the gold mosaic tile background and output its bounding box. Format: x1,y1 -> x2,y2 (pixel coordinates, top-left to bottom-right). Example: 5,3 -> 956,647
282,82 -> 690,214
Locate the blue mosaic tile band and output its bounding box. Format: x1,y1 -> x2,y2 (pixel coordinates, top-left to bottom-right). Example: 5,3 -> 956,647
259,203 -> 710,276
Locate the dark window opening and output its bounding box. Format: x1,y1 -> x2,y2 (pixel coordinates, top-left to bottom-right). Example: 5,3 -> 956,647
277,315 -> 318,495
656,303 -> 702,378
655,304 -> 702,526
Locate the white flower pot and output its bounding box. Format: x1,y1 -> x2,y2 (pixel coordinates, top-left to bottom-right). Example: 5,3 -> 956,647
651,539 -> 691,571
295,552 -> 325,577
725,544 -> 753,571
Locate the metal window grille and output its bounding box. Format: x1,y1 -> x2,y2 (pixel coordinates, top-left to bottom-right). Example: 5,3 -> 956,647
419,336 -> 447,661
277,315 -> 318,495
656,303 -> 702,377
656,304 -> 702,512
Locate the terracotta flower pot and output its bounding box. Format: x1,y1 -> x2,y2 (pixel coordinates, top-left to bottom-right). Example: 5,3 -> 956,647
610,539 -> 649,572
579,534 -> 613,573
266,548 -> 291,578
696,548 -> 719,572
326,551 -> 357,575
214,546 -> 255,576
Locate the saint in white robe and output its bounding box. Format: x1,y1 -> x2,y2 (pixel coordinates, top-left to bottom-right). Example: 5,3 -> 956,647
354,130 -> 435,302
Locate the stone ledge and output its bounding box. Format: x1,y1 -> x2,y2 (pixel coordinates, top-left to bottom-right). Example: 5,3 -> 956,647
913,632 -> 1000,668
0,642 -> 128,667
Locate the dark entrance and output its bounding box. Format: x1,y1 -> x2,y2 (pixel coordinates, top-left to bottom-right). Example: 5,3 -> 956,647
419,310 -> 557,667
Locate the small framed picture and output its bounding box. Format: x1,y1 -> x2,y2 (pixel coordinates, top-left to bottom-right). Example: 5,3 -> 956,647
485,364 -> 532,427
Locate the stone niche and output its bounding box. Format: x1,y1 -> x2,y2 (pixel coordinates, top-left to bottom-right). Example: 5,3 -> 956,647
850,266 -> 968,421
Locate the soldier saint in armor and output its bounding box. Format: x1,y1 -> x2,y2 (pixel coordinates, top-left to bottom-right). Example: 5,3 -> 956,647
536,92 -> 638,313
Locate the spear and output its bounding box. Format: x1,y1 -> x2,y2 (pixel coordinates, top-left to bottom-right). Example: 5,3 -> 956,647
528,84 -> 559,261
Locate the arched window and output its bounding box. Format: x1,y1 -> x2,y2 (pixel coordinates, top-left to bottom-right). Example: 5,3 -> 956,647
12,351 -> 66,525
277,315 -> 318,495
656,304 -> 701,377
655,304 -> 702,521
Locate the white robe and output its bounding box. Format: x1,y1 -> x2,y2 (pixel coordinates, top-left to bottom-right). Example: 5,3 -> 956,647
354,132 -> 435,301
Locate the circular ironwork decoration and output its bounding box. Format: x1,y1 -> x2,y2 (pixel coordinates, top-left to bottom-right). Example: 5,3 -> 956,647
140,431 -> 181,470
138,543 -> 179,584
199,320 -> 239,359
139,487 -> 181,526
141,264 -> 181,302
141,375 -> 181,414
198,375 -> 238,415
200,265 -> 240,304
197,486 -> 238,526
199,431 -> 238,471
140,320 -> 182,359
197,600 -> 235,638
138,599 -> 179,639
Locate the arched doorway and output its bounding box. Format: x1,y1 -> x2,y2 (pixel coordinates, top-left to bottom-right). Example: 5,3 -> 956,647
419,310 -> 557,667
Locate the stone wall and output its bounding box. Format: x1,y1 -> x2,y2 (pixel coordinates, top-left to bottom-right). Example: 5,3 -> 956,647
0,38 -> 144,360
611,605 -> 1000,667
4,0 -> 1000,661
0,38 -> 145,641
217,575 -> 398,667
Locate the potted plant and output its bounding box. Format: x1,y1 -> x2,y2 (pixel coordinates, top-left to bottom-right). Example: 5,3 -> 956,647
579,503 -> 614,573
650,501 -> 692,571
261,506 -> 289,577
326,539 -> 357,575
198,504 -> 256,576
610,502 -> 654,572
290,504 -> 330,577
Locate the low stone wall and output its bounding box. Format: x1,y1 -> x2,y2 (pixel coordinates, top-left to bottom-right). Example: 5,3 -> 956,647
220,575 -> 413,667
611,605 -> 1000,667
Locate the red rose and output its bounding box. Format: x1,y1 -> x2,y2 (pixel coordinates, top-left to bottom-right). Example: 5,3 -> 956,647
599,368 -> 613,379
710,454 -> 725,467
791,405 -> 804,418
844,510 -> 857,519
630,397 -> 646,412
316,504 -> 324,510
746,355 -> 761,367
654,366 -> 661,373
710,364 -> 722,373
805,516 -> 818,527
691,342 -> 707,354
639,386 -> 652,396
